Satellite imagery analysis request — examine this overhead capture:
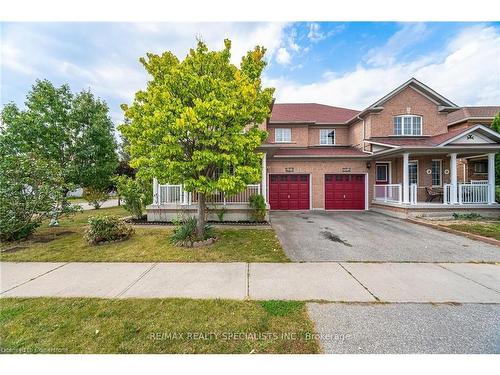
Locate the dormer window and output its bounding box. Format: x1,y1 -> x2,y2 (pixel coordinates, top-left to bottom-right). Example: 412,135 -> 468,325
393,115 -> 422,136
319,129 -> 335,145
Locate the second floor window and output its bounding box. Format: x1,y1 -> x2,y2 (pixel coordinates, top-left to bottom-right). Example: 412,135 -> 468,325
393,115 -> 422,136
275,128 -> 291,143
319,129 -> 335,145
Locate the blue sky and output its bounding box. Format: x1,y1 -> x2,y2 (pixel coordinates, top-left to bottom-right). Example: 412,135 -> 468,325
2,22 -> 499,125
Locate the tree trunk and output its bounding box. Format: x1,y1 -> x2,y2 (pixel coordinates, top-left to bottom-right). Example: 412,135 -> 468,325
197,193 -> 206,239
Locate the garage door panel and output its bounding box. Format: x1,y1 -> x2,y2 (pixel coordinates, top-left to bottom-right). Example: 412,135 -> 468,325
325,174 -> 365,210
269,174 -> 310,210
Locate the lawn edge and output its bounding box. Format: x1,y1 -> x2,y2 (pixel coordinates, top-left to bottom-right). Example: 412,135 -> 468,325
406,218 -> 500,247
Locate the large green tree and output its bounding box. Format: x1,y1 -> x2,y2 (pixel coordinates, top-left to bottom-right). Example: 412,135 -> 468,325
1,80 -> 119,195
120,39 -> 274,237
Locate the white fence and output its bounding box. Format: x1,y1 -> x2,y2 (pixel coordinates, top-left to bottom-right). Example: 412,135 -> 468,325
155,183 -> 261,205
444,182 -> 489,204
373,184 -> 402,203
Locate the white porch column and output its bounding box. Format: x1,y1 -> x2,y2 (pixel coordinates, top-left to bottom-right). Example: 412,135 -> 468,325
488,153 -> 496,204
402,153 -> 410,204
449,153 -> 458,204
261,153 -> 267,204
153,178 -> 159,205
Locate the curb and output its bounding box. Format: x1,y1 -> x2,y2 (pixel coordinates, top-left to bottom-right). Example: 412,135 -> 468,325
407,218 -> 500,247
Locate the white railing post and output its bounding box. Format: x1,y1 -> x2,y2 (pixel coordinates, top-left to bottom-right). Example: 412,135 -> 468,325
488,153 -> 496,204
458,184 -> 463,204
261,153 -> 267,204
398,184 -> 402,204
449,153 -> 458,204
153,178 -> 159,205
384,185 -> 388,203
402,153 -> 410,204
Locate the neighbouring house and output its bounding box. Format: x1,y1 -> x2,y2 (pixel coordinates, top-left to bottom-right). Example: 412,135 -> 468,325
147,78 -> 500,221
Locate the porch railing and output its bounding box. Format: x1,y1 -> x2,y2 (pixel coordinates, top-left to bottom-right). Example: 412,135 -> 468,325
373,184 -> 402,203
409,183 -> 417,205
444,182 -> 489,204
155,183 -> 261,205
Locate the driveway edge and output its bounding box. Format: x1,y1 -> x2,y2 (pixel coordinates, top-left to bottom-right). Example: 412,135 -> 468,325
406,218 -> 500,247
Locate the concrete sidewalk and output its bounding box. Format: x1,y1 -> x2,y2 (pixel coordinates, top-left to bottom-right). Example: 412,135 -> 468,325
1,262 -> 499,303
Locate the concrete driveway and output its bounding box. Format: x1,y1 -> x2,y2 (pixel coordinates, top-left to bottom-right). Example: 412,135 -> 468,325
270,211 -> 500,262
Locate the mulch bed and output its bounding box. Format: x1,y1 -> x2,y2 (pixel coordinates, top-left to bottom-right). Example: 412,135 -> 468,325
124,216 -> 269,226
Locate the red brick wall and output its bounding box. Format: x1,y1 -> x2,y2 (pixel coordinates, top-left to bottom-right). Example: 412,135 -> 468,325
266,159 -> 372,209
367,87 -> 449,137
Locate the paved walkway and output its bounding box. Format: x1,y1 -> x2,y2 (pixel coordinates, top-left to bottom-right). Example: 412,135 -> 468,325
1,262 -> 499,302
76,199 -> 120,210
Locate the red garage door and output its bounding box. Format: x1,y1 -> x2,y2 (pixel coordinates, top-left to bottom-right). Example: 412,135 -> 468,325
325,174 -> 365,210
269,174 -> 310,210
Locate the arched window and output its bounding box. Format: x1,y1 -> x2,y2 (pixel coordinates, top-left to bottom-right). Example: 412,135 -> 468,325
393,115 -> 422,136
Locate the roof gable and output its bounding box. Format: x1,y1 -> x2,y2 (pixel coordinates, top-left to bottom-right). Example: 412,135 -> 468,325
436,124 -> 500,146
370,78 -> 458,108
347,78 -> 459,123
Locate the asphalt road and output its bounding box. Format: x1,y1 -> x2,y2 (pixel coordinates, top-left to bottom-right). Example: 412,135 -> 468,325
307,302 -> 500,354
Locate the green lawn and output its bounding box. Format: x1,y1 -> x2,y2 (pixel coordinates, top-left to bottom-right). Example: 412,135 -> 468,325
0,207 -> 288,262
0,298 -> 320,354
445,221 -> 500,241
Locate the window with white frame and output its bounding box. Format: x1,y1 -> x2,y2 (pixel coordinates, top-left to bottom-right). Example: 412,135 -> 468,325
319,129 -> 335,145
275,128 -> 291,143
473,161 -> 488,173
408,161 -> 418,185
431,160 -> 442,186
393,115 -> 422,136
375,163 -> 389,183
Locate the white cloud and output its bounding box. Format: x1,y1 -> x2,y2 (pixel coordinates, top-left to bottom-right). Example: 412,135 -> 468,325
1,22 -> 289,121
266,24 -> 500,108
307,23 -> 325,42
365,23 -> 430,67
276,47 -> 291,65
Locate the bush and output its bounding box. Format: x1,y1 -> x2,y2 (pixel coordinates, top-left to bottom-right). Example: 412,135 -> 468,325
0,151 -> 76,241
84,215 -> 134,245
83,187 -> 108,209
249,194 -> 266,222
452,213 -> 482,220
170,217 -> 214,244
114,176 -> 148,219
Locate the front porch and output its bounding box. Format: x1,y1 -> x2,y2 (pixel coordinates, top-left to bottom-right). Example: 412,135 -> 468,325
371,152 -> 499,218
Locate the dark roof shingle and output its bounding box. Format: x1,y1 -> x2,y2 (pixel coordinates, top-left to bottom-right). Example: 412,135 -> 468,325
273,147 -> 367,157
447,106 -> 500,124
270,103 -> 360,124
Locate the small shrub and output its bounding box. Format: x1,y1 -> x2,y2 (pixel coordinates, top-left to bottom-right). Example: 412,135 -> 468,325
84,215 -> 134,245
249,194 -> 266,222
216,207 -> 227,222
496,187 -> 500,204
452,213 -> 482,220
170,217 -> 215,244
114,176 -> 148,219
83,187 -> 108,209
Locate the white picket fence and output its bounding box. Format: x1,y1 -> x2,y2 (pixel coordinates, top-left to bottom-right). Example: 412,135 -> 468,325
154,183 -> 261,205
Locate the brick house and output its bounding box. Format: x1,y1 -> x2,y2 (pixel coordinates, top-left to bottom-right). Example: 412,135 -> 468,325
148,78 -> 500,220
